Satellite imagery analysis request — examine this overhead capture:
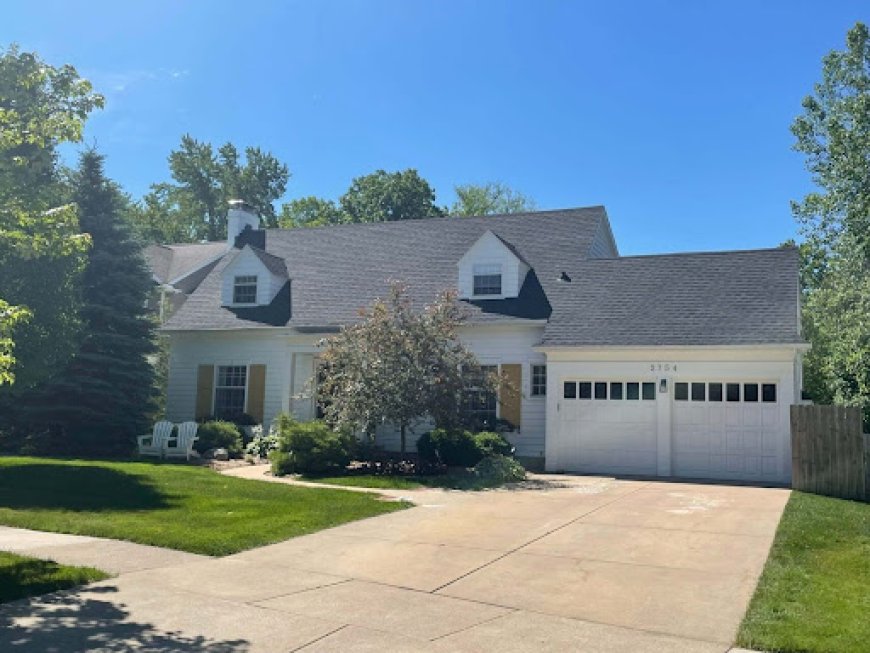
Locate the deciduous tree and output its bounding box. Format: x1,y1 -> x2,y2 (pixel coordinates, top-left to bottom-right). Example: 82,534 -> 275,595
451,182 -> 535,216
318,283 -> 497,451
0,45 -> 100,388
278,196 -> 344,228
339,169 -> 444,223
792,22 -> 870,425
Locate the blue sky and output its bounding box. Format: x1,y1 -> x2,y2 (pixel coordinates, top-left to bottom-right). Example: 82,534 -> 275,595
4,1 -> 866,253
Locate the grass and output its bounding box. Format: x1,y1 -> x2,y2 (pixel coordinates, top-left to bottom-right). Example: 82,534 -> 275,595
737,491 -> 870,653
0,457 -> 407,556
0,551 -> 108,603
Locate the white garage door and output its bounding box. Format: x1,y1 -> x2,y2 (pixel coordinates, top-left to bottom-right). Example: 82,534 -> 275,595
557,380 -> 658,475
672,381 -> 782,482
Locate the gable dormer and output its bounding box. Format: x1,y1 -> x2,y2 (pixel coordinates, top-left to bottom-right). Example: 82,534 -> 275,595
457,230 -> 530,300
221,245 -> 288,307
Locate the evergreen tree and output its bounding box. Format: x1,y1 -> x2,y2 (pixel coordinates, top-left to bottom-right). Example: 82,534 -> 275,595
22,150 -> 156,454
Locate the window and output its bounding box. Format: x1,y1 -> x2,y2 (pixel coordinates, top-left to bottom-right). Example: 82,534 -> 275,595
463,365 -> 498,428
675,382 -> 689,401
594,382 -> 607,400
233,275 -> 258,304
610,382 -> 623,400
709,383 -> 723,402
762,383 -> 777,403
691,382 -> 706,401
214,365 -> 247,419
744,383 -> 759,402
531,365 -> 547,396
726,383 -> 741,402
578,382 -> 592,399
472,264 -> 502,296
642,382 -> 656,400
627,382 -> 640,400
563,381 -> 577,399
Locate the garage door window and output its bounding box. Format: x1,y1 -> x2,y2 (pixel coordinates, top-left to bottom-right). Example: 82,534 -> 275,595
674,381 -> 775,403
594,382 -> 607,400
563,381 -> 576,399
642,382 -> 656,400
578,382 -> 592,399
610,382 -> 623,400
727,383 -> 741,402
626,382 -> 639,400
744,383 -> 759,402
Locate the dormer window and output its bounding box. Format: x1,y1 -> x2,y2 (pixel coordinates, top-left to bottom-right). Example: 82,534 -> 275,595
472,264 -> 502,296
233,275 -> 258,304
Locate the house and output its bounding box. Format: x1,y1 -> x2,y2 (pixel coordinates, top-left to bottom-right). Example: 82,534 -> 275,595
159,201 -> 807,483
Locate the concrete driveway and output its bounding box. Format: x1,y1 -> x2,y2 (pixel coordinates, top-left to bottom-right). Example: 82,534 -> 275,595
0,473 -> 788,652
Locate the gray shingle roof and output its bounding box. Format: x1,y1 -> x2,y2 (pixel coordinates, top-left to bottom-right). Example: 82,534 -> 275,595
160,207 -> 803,347
145,242 -> 228,285
542,247 -> 802,346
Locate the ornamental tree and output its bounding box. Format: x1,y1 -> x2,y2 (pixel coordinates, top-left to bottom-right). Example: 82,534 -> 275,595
317,283 -> 498,452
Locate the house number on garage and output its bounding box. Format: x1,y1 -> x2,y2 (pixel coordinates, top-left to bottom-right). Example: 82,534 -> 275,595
649,363 -> 677,372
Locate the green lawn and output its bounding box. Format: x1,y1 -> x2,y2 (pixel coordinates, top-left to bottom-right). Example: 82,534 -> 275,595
0,551 -> 108,603
737,492 -> 870,653
0,457 -> 407,556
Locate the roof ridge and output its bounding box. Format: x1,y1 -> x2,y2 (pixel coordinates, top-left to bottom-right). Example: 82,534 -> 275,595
263,205 -> 606,235
600,246 -> 797,261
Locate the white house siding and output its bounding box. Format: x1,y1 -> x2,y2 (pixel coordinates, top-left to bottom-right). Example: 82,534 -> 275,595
542,347 -> 802,484
165,330 -> 292,424
458,324 -> 548,459
587,218 -> 619,258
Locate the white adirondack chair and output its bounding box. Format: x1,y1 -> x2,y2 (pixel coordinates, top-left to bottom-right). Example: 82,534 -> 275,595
165,421 -> 199,461
137,420 -> 173,458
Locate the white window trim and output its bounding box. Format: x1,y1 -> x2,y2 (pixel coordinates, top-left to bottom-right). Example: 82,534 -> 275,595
212,364 -> 250,417
232,275 -> 259,306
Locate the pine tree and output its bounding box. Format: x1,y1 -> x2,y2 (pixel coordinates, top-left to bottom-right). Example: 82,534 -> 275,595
22,151 -> 157,454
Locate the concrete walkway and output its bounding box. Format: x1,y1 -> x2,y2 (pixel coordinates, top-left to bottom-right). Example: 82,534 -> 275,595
0,470 -> 787,652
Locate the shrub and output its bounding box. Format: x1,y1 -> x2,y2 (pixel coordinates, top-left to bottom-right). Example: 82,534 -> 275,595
474,431 -> 514,457
244,426 -> 279,458
416,429 -> 482,468
473,454 -> 526,485
269,416 -> 353,475
195,420 -> 244,457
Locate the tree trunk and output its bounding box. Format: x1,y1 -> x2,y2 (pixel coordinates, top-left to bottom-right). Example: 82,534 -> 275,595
400,423 -> 406,454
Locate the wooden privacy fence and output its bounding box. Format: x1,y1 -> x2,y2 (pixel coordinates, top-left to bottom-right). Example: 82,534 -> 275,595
790,405 -> 867,501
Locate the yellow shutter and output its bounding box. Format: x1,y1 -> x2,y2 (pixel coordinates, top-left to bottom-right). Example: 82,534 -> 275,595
247,364 -> 267,423
500,364 -> 522,431
195,365 -> 214,420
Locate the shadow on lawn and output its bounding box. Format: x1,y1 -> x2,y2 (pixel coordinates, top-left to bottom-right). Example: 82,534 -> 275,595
0,585 -> 249,652
0,464 -> 170,512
